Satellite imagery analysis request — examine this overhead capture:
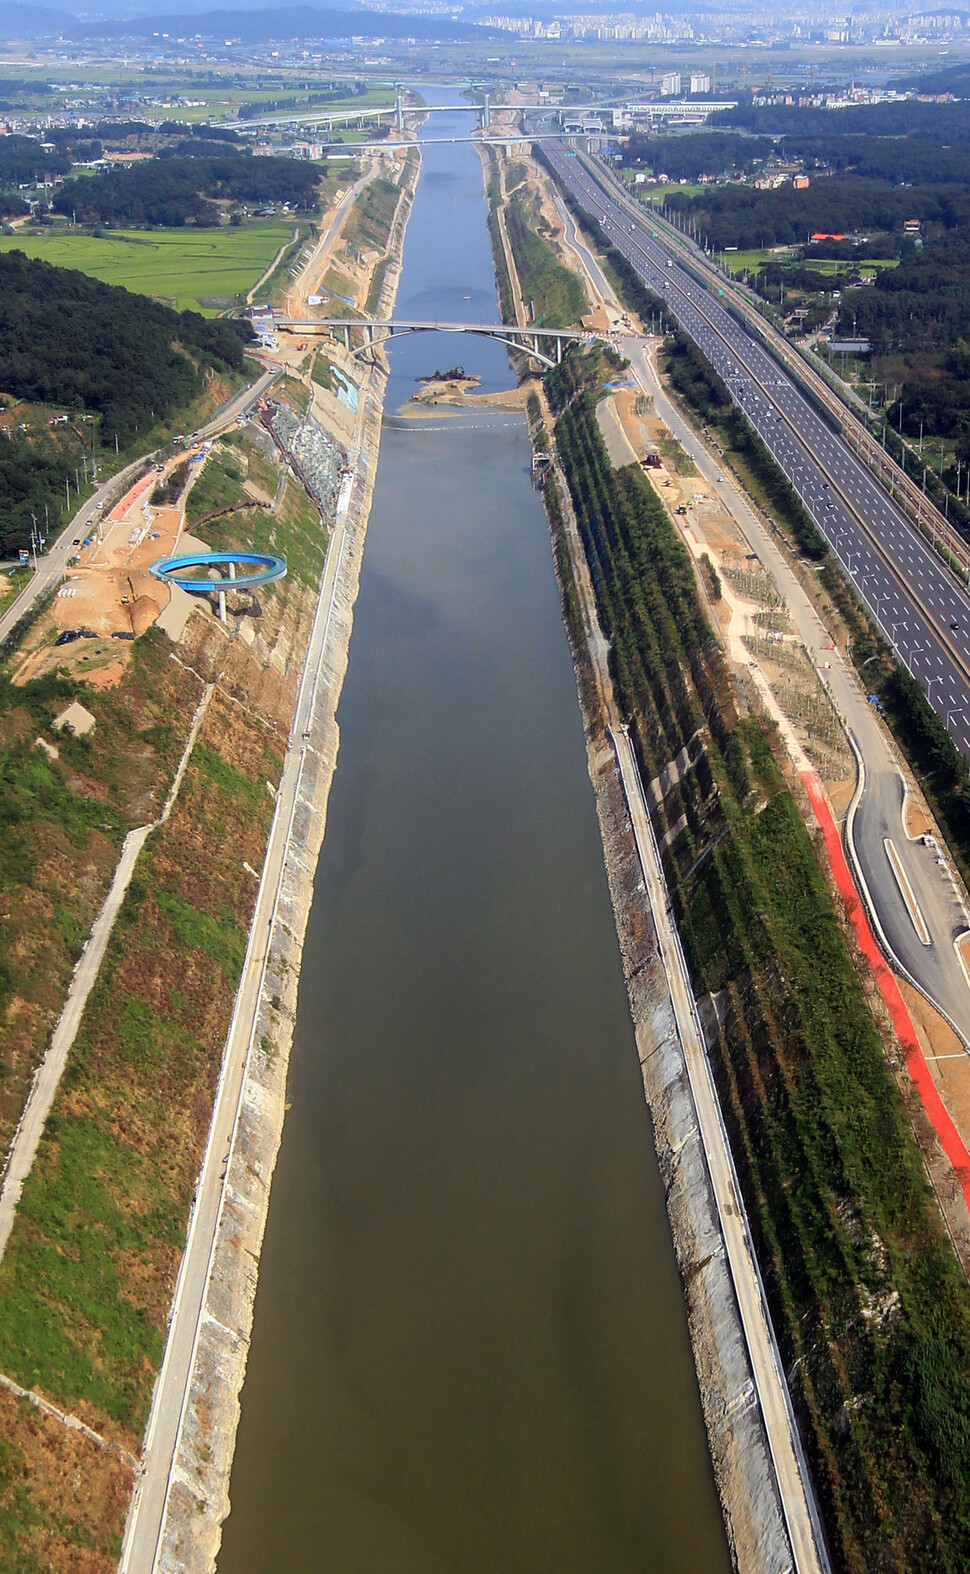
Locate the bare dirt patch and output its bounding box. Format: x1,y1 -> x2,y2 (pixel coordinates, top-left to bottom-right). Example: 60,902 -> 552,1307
906,795 -> 933,838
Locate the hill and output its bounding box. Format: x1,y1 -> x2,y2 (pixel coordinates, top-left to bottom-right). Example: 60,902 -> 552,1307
0,249 -> 253,552
52,151 -> 321,227
77,4 -> 497,39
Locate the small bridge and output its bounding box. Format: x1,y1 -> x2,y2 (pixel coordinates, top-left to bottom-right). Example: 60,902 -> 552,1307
274,317 -> 604,369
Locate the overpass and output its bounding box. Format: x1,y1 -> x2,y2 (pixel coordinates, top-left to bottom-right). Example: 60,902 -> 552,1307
274,316 -> 604,368
225,96 -> 655,134
620,99 -> 738,124
315,132 -> 570,154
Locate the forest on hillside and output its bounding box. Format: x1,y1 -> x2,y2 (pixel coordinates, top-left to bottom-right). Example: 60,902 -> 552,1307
0,249 -> 253,553
711,95 -> 970,141
52,150 -> 321,226
627,107 -> 970,434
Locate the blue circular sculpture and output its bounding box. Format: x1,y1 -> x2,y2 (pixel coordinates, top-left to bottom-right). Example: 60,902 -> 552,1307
150,551 -> 287,593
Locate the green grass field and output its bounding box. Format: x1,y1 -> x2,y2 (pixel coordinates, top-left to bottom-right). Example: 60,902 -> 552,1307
723,246 -> 797,273
800,256 -> 899,275
641,183 -> 703,202
723,249 -> 899,277
0,223 -> 294,312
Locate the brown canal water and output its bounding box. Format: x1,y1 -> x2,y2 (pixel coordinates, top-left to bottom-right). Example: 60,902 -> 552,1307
217,97 -> 730,1574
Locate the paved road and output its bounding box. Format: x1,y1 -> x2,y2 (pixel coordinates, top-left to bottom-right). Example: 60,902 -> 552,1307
611,724 -> 827,1574
561,194 -> 970,1092
536,130 -> 970,768
633,343 -> 970,1041
640,203 -> 970,577
0,368 -> 279,647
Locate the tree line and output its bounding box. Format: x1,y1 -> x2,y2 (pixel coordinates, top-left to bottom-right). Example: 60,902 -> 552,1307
0,249 -> 253,553
52,152 -> 321,227
623,130 -> 774,180
545,346 -> 970,1574
662,177 -> 970,250
712,95 -> 970,142
627,128 -> 970,191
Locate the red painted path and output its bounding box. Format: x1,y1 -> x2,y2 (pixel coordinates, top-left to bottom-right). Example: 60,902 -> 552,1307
108,470 -> 156,524
800,769 -> 970,1212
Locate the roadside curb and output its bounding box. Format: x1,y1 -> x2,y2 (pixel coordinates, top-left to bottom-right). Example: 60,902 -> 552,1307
803,765 -> 970,1212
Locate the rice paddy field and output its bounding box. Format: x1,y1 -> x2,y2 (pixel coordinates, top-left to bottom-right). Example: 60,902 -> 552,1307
0,222 -> 295,313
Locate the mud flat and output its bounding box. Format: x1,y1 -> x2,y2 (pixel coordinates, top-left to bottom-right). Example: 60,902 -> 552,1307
148,163 -> 416,1574
536,412 -> 796,1574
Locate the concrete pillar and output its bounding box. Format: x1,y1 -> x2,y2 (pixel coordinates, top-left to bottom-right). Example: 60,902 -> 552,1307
483,93 -> 491,130
396,87 -> 404,134
219,559 -> 236,626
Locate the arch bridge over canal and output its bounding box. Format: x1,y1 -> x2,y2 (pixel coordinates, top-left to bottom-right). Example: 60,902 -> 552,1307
273,317 -> 610,369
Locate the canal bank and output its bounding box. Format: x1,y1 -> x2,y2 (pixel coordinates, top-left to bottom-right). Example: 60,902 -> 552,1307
533,388 -> 815,1573
216,97 -> 730,1574
120,155 -> 418,1574
481,140 -> 817,1570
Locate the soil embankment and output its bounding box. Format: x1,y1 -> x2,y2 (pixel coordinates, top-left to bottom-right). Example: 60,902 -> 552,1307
149,154 -> 418,1574
530,386 -> 794,1574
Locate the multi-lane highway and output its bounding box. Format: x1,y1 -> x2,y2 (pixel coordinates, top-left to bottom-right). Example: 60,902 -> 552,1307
548,152 -> 970,1046
535,130 -> 970,765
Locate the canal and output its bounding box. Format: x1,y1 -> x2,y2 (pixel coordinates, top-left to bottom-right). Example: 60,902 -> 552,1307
217,96 -> 730,1574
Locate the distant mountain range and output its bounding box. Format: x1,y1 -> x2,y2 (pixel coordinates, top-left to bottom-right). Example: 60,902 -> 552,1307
0,2 -> 498,37
0,4 -> 75,34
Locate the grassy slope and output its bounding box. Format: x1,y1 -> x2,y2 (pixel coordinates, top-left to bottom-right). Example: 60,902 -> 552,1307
343,175 -> 401,255
0,719 -> 275,1444
0,417 -> 329,1563
548,348 -> 970,1573
0,643 -> 200,1157
505,189 -> 588,326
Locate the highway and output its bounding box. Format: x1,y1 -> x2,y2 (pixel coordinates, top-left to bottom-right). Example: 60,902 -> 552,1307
555,180 -> 970,1052
632,337 -> 970,1043
0,368 -> 280,647
536,130 -> 970,768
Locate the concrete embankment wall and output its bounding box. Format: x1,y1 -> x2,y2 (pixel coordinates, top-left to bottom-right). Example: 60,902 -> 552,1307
542,448 -> 794,1574
153,160 -> 417,1574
